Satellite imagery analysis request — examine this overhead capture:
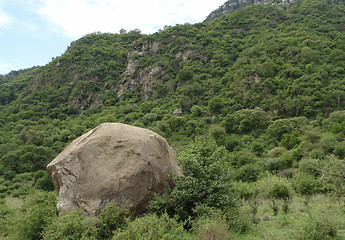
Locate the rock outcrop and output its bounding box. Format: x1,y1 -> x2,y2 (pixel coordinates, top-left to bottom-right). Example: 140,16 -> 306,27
47,123 -> 181,216
204,0 -> 296,22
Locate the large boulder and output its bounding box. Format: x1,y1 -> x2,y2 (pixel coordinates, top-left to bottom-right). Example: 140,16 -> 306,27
47,123 -> 181,216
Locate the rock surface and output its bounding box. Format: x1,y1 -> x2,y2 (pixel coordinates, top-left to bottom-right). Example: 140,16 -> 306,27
47,123 -> 181,216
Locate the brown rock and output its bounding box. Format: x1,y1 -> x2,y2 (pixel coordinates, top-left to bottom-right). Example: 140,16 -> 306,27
47,123 -> 181,216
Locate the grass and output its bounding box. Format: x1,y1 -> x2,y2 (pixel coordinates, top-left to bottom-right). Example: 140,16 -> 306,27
5,197 -> 24,209
233,195 -> 345,240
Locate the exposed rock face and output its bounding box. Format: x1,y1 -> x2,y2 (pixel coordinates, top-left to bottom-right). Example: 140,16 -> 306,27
204,0 -> 295,22
47,123 -> 181,216
115,41 -> 162,100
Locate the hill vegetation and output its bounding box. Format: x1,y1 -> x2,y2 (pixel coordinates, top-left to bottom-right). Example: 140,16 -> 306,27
0,0 -> 345,239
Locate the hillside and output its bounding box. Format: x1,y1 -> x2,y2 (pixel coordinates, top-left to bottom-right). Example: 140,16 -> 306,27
0,0 -> 345,239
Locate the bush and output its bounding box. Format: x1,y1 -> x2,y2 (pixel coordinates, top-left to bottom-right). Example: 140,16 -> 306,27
251,142 -> 264,156
191,105 -> 203,117
209,125 -> 226,145
256,175 -> 293,200
43,211 -> 98,240
235,163 -> 262,182
112,213 -> 185,240
334,141 -> 345,158
14,191 -> 58,240
267,147 -> 286,158
232,181 -> 256,200
34,170 -> 54,191
0,203 -> 11,238
296,217 -> 337,240
149,139 -> 238,222
268,182 -> 291,200
265,158 -> 288,172
208,97 -> 224,114
298,158 -> 320,177
280,130 -> 300,149
224,135 -> 242,152
222,108 -> 270,133
192,213 -> 232,240
293,173 -> 317,196
97,203 -> 127,239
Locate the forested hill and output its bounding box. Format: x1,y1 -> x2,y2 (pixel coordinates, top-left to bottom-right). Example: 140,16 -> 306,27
0,0 -> 345,168
1,0 -> 345,238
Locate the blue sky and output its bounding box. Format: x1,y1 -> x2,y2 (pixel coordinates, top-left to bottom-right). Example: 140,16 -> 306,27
0,0 -> 226,75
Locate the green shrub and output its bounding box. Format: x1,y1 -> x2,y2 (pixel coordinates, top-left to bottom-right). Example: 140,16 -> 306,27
191,105 -> 203,117
265,157 -> 288,172
112,213 -> 185,240
293,173 -> 317,196
280,130 -> 300,149
43,211 -> 98,240
97,203 -> 127,239
14,191 -> 58,240
209,125 -> 226,145
0,203 -> 11,238
229,150 -> 256,168
296,217 -> 337,240
251,142 -> 264,156
232,181 -> 256,200
222,108 -> 270,133
235,163 -> 262,182
256,175 -> 293,199
308,148 -> 325,159
224,135 -> 242,152
34,170 -> 54,191
208,97 -> 224,114
268,182 -> 291,200
192,213 -> 232,240
267,147 -> 286,158
298,158 -> 320,177
149,139 -> 238,222
334,141 -> 345,158
4,170 -> 16,180
319,133 -> 338,154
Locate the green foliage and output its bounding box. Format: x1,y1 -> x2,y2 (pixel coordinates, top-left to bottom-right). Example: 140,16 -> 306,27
293,173 -> 317,196
296,217 -> 337,240
334,141 -> 345,158
14,191 -> 58,240
255,175 -> 293,200
208,97 -> 224,114
150,139 -> 238,222
177,66 -> 194,81
34,170 -> 54,191
268,182 -> 291,200
112,213 -> 186,240
235,163 -> 262,182
209,125 -> 226,145
97,203 -> 127,239
223,108 -> 270,133
43,211 -> 98,240
280,130 -> 300,150
192,213 -> 232,240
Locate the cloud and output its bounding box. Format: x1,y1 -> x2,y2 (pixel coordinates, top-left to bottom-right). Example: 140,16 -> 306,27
0,9 -> 13,28
36,0 -> 225,39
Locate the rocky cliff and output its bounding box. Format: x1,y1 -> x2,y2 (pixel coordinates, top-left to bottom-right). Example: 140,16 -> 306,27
204,0 -> 296,22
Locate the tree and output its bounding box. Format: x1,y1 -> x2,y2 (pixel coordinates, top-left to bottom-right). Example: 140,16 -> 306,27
222,107 -> 270,133
149,139 -> 238,222
119,29 -> 127,34
208,97 -> 224,114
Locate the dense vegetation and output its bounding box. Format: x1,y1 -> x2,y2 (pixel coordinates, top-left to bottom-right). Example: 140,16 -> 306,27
1,0 -> 345,238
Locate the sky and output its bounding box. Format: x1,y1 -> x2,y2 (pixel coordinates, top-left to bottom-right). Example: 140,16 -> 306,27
0,0 -> 226,75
